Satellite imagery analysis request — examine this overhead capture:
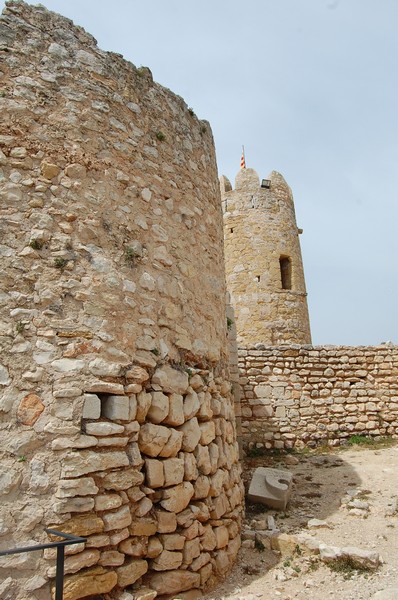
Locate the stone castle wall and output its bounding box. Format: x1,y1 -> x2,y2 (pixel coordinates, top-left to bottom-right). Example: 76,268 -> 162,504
221,169 -> 311,346
0,2 -> 243,598
239,345 -> 398,450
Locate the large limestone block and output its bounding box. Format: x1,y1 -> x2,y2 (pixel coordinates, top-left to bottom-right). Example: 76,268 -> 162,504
193,475 -> 210,499
155,510 -> 177,533
152,549 -> 183,570
152,365 -> 189,394
61,451 -> 129,477
103,505 -> 132,532
164,393 -> 185,426
117,559 -> 148,587
99,468 -> 144,491
138,424 -> 171,457
17,393 -> 44,425
126,365 -> 150,384
160,533 -> 185,550
199,421 -> 216,445
56,478 -> 98,498
148,570 -> 200,594
130,519 -> 157,536
145,459 -> 165,488
195,445 -> 212,475
102,395 -> 130,421
183,390 -> 200,420
179,418 -> 201,452
182,452 -> 198,480
53,514 -> 104,536
85,422 -> 124,436
163,457 -> 185,486
136,391 -> 152,423
159,429 -> 183,458
147,392 -> 169,424
59,566 -> 117,600
119,537 -> 148,557
160,481 -> 194,513
248,467 -> 293,510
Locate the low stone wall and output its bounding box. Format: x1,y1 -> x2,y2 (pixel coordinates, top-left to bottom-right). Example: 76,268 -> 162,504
239,345 -> 398,450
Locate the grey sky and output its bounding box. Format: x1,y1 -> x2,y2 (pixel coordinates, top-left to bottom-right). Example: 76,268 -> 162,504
2,0 -> 397,345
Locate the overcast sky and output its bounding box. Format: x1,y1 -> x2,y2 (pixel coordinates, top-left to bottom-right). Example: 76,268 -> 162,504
2,0 -> 397,345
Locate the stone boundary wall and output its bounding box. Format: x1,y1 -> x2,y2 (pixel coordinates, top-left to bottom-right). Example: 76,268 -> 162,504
238,345 -> 398,450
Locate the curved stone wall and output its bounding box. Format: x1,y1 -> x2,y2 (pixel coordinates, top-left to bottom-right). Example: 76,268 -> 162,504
0,2 -> 243,598
221,168 -> 311,346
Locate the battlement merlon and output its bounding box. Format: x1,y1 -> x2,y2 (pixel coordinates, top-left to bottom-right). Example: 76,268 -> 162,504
220,168 -> 297,221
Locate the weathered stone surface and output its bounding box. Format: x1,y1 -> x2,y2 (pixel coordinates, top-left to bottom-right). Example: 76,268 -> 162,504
152,549 -> 183,570
164,393 -> 185,426
60,566 -> 117,600
130,519 -> 158,536
56,478 -> 98,498
0,466 -> 22,496
160,482 -> 194,513
82,394 -> 101,419
99,550 -> 125,567
163,457 -> 185,486
148,570 -> 200,594
99,468 -> 144,490
103,505 -> 132,532
85,422 -> 125,436
54,497 -> 95,514
155,510 -> 177,533
159,429 -> 183,458
95,494 -> 123,511
183,390 -> 200,420
179,418 -> 202,452
17,393 -> 45,425
52,514 -> 104,537
138,424 -> 171,457
103,395 -> 130,421
117,559 -> 148,587
145,459 -> 165,488
199,421 -> 216,445
61,451 -> 129,477
152,365 -> 189,394
0,363 -> 11,386
147,391 -> 169,424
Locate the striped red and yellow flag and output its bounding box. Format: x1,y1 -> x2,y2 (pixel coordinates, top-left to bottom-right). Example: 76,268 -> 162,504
240,147 -> 246,169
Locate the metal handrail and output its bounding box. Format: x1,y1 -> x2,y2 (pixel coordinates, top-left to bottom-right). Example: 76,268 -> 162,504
0,529 -> 87,600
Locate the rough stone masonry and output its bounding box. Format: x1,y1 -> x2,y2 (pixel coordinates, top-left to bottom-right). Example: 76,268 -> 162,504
0,2 -> 243,598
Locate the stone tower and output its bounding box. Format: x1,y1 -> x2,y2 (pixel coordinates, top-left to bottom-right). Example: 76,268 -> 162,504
221,167 -> 311,346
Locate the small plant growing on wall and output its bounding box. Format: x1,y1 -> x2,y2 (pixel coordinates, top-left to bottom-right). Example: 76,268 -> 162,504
156,131 -> 166,142
227,317 -> 234,330
16,321 -> 25,335
54,257 -> 68,270
125,246 -> 140,266
29,239 -> 43,250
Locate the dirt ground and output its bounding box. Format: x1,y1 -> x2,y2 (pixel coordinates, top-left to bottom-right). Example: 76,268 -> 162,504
203,441 -> 398,600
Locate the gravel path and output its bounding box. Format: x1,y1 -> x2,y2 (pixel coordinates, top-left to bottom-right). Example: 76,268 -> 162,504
203,442 -> 398,600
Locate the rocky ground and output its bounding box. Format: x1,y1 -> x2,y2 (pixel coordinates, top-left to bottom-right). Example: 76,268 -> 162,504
202,441 -> 398,600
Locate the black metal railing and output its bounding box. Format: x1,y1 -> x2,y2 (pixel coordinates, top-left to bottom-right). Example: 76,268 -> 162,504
0,529 -> 87,600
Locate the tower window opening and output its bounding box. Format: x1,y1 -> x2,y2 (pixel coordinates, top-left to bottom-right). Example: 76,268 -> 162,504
230,228 -> 234,234
256,275 -> 260,282
279,256 -> 292,290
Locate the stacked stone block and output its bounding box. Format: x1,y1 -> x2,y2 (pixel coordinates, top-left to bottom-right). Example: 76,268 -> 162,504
0,2 -> 243,598
239,345 -> 398,450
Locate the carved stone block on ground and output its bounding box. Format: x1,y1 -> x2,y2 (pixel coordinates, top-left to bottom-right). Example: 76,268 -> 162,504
248,467 -> 293,510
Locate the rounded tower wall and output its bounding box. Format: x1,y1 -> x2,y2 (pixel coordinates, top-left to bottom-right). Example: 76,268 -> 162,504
222,168 -> 311,346
0,2 -> 243,598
